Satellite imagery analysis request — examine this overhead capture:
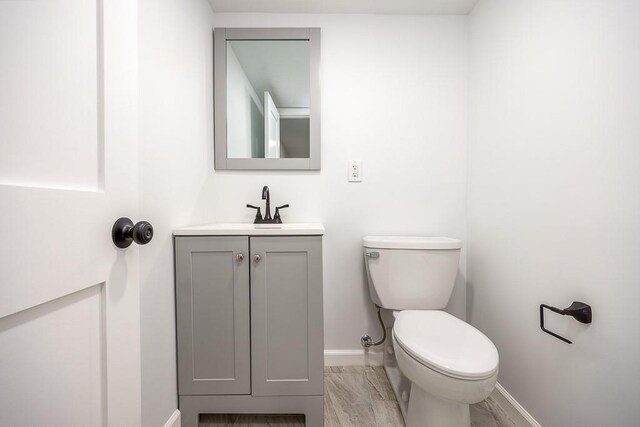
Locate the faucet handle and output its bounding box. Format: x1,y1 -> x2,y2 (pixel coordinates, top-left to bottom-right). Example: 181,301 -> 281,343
246,204 -> 263,224
274,204 -> 289,224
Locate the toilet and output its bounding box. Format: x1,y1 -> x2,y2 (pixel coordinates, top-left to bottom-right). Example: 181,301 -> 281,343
363,236 -> 499,427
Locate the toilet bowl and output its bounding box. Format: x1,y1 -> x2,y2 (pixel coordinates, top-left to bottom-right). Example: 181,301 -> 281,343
393,310 -> 498,427
363,236 -> 499,427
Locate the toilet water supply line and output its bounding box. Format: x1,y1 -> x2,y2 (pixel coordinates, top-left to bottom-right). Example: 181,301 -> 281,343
361,305 -> 387,348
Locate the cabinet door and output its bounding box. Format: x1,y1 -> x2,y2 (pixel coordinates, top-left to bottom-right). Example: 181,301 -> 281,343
251,236 -> 324,396
175,236 -> 250,395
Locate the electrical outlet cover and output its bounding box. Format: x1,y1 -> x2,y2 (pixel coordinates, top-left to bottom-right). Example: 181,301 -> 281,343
349,160 -> 362,182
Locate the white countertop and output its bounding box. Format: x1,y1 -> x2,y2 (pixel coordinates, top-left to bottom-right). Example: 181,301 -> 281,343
173,223 -> 325,236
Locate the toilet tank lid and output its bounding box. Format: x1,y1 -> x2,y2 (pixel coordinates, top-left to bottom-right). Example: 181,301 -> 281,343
363,236 -> 462,250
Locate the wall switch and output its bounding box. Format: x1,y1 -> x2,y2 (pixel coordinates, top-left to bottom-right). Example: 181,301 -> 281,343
348,160 -> 362,182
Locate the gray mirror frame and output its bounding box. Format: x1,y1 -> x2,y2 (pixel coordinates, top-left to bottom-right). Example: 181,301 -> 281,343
214,28 -> 321,170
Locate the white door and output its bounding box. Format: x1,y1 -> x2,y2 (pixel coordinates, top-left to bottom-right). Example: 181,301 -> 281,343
0,1 -> 142,426
264,91 -> 281,158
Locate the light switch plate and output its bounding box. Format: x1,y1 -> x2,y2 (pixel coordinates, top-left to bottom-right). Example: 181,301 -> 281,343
349,160 -> 362,182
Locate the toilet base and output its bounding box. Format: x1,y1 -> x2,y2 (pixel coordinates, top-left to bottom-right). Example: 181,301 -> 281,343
406,384 -> 470,427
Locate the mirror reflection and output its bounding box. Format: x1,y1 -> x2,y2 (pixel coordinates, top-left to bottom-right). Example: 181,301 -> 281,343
226,40 -> 310,159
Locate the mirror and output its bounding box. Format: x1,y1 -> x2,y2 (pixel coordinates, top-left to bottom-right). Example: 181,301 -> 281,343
214,28 -> 321,170
227,40 -> 309,159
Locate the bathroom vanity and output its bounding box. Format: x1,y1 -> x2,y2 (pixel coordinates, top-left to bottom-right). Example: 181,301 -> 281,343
173,223 -> 324,426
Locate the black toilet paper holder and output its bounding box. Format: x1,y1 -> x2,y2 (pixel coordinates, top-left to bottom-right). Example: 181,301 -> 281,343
539,301 -> 592,344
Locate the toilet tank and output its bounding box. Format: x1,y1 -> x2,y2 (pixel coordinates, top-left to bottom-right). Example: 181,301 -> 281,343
363,236 -> 462,310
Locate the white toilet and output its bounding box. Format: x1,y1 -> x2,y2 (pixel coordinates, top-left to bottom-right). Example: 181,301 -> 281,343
363,236 -> 499,427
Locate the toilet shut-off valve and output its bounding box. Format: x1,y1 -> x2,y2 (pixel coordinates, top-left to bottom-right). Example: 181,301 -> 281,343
361,305 -> 387,348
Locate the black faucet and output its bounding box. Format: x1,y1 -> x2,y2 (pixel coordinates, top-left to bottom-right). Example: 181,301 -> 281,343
262,186 -> 272,222
246,186 -> 289,224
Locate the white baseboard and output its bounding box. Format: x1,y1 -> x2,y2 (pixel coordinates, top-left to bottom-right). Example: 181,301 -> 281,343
491,383 -> 541,427
324,349 -> 383,366
163,409 -> 181,427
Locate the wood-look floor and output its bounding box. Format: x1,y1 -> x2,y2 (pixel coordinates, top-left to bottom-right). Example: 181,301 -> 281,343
199,366 -> 515,426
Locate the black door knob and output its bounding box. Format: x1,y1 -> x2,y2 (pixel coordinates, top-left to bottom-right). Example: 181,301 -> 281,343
112,217 -> 154,248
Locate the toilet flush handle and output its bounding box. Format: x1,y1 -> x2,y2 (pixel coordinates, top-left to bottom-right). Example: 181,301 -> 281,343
365,251 -> 380,259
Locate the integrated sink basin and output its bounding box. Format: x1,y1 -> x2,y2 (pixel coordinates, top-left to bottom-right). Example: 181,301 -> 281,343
173,223 -> 325,236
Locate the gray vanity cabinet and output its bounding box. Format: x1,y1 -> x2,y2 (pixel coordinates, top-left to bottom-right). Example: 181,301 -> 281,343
175,236 -> 251,395
250,237 -> 324,396
175,233 -> 324,426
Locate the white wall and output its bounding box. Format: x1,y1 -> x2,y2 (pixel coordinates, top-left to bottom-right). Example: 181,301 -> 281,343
468,1 -> 640,425
211,13 -> 469,345
138,0 -> 214,425
139,8 -> 468,425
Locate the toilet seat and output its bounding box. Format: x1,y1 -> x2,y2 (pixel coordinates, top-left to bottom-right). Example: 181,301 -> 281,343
393,310 -> 499,381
